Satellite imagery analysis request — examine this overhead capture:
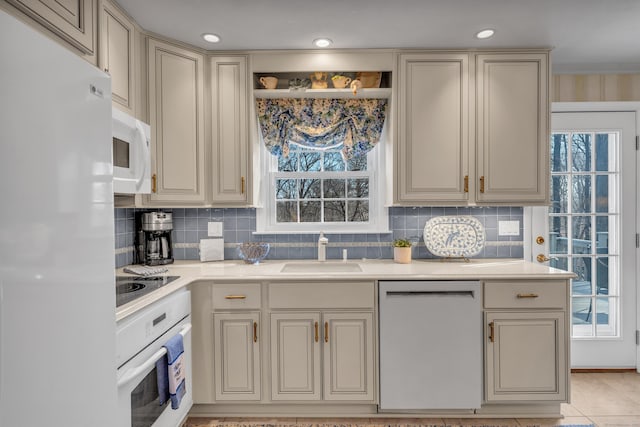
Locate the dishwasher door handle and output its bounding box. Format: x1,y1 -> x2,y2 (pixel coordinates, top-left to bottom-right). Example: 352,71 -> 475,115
385,290 -> 475,297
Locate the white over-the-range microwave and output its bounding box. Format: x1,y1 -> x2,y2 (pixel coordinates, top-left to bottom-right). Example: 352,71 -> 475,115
112,108 -> 151,194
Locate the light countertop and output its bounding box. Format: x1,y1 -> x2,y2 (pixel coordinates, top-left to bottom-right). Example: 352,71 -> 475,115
116,258 -> 574,322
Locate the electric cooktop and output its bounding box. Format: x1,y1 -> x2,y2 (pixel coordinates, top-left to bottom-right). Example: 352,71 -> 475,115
115,275 -> 180,307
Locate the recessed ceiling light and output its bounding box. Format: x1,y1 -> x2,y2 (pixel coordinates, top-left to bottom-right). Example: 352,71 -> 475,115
475,29 -> 495,39
202,33 -> 221,43
313,38 -> 333,48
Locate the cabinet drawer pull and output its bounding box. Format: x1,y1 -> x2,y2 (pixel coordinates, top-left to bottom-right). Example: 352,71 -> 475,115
314,321 -> 319,342
253,321 -> 258,343
224,295 -> 247,300
489,321 -> 495,343
516,293 -> 540,299
152,173 -> 157,193
324,322 -> 329,343
479,176 -> 485,193
464,175 -> 469,193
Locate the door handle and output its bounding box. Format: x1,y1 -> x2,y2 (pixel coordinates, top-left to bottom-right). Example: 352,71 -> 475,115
253,321 -> 258,343
314,321 -> 319,343
537,254 -> 550,263
488,321 -> 494,343
324,322 -> 329,343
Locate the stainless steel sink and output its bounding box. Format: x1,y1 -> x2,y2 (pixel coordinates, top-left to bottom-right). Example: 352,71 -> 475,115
280,262 -> 362,273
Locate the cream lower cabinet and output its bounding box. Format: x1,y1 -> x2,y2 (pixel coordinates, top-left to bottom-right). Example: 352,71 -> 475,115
213,312 -> 261,401
146,38 -> 206,205
484,281 -> 569,402
270,311 -> 374,402
269,281 -> 376,403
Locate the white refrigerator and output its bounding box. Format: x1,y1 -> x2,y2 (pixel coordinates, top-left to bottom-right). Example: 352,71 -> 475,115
0,10 -> 118,426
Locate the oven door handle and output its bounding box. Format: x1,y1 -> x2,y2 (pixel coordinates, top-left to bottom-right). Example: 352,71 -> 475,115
117,323 -> 191,388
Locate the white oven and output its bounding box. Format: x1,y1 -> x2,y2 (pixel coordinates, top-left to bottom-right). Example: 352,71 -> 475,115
116,290 -> 192,427
112,108 -> 151,194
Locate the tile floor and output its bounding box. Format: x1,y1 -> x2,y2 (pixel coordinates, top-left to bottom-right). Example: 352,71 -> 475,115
185,372 -> 640,427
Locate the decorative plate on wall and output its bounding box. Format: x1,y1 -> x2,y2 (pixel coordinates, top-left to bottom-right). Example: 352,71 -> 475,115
423,216 -> 486,258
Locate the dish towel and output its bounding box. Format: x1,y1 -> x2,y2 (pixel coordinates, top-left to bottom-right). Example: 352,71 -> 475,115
156,332 -> 186,409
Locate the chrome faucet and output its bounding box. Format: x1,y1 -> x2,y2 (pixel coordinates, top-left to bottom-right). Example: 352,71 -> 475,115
318,231 -> 328,261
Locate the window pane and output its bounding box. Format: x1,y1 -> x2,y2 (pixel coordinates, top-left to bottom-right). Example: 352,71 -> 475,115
324,201 -> 345,222
300,201 -> 321,222
347,154 -> 367,171
347,200 -> 369,222
572,296 -> 593,325
323,152 -> 344,171
275,179 -> 297,199
550,133 -> 568,172
595,297 -> 611,327
595,216 -> 609,254
299,152 -> 321,171
299,179 -> 320,199
572,216 -> 592,254
348,178 -> 369,198
596,257 -> 609,295
323,179 -> 345,198
572,175 -> 592,213
572,133 -> 592,172
595,134 -> 611,172
550,175 -> 568,213
595,175 -> 609,212
551,256 -> 568,271
278,152 -> 298,172
276,201 -> 297,222
572,257 -> 592,295
549,216 -> 568,254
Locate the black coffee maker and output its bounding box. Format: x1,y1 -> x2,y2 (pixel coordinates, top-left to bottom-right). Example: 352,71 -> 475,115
136,212 -> 174,265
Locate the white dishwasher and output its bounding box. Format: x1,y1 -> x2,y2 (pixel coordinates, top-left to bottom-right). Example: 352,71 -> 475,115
379,281 -> 482,410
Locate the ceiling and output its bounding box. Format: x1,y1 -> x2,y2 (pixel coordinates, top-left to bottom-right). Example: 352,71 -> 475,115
118,0 -> 640,73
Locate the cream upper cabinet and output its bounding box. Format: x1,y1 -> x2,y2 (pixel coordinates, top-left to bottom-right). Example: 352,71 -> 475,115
395,50 -> 549,205
6,0 -> 95,54
475,52 -> 549,204
98,0 -> 135,115
146,38 -> 206,204
396,53 -> 470,204
483,281 -> 569,403
210,55 -> 250,205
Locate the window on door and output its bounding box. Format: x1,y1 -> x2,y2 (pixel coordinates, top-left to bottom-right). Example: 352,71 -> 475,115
549,130 -> 621,338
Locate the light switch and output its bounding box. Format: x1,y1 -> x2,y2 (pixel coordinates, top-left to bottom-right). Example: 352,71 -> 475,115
207,221 -> 223,237
498,220 -> 520,236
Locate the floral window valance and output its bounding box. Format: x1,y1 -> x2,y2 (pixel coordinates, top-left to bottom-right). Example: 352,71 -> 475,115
255,98 -> 388,160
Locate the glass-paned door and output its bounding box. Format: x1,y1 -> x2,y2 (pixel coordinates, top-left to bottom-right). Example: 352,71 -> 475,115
532,111 -> 636,368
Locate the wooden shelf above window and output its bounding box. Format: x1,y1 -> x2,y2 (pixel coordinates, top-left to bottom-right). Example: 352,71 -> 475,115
253,88 -> 392,99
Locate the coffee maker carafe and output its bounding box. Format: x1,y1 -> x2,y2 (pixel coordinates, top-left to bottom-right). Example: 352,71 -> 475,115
137,212 -> 174,265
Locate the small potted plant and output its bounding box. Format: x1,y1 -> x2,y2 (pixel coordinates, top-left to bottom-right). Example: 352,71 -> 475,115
392,238 -> 412,264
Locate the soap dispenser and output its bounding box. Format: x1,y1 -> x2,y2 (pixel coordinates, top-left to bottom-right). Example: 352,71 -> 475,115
318,231 -> 328,261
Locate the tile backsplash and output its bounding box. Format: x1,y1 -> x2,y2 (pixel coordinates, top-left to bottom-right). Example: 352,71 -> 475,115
114,206 -> 523,268
115,207 -> 523,267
